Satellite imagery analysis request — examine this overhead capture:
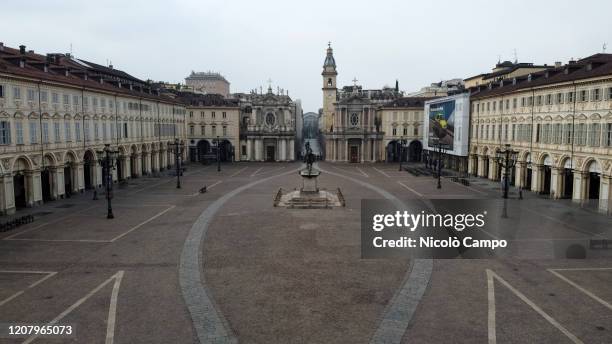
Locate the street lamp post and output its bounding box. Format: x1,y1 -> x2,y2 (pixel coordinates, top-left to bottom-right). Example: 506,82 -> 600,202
96,144 -> 119,219
398,137 -> 407,171
495,143 -> 518,199
217,138 -> 221,172
169,138 -> 185,189
432,137 -> 443,189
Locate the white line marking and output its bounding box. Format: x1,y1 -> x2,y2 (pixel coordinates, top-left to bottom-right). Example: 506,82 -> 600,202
22,271 -> 124,344
372,167 -> 391,178
255,166 -> 286,176
229,166 -> 248,178
486,269 -> 584,344
356,167 -> 369,177
250,167 -> 263,177
4,206 -> 175,243
0,271 -> 57,307
3,205 -> 98,240
105,271 -> 124,344
548,268 -> 612,311
397,181 -> 423,197
329,165 -> 363,177
189,181 -> 222,196
109,206 -> 175,242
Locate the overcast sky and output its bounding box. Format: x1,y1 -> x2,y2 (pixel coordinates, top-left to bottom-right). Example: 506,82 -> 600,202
3,0 -> 611,111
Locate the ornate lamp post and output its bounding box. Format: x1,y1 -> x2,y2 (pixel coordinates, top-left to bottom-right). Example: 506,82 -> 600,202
214,136 -> 221,172
398,136 -> 407,171
432,137 -> 443,189
96,144 -> 119,219
169,138 -> 185,189
495,143 -> 518,199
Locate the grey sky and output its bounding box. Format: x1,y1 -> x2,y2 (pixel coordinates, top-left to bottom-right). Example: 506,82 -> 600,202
3,0 -> 611,111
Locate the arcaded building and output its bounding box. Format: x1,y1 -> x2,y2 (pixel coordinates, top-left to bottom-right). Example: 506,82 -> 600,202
468,53 -> 612,212
0,43 -> 187,214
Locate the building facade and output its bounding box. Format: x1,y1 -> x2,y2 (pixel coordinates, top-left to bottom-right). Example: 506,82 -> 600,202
181,93 -> 240,163
184,71 -> 230,98
0,44 -> 187,214
378,97 -> 433,162
321,44 -> 402,162
236,86 -> 298,162
468,53 -> 612,212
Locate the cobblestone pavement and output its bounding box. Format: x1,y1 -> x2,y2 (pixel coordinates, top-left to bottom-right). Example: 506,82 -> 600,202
0,161 -> 610,344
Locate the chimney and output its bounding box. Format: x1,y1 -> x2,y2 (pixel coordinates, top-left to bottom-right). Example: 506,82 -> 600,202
555,61 -> 562,68
19,45 -> 26,54
0,42 -> 4,51
28,50 -> 34,54
109,64 -> 113,69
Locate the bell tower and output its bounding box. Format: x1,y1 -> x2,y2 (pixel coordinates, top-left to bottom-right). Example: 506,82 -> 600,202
321,42 -> 337,131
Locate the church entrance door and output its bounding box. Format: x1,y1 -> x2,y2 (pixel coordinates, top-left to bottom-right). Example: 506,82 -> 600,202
349,145 -> 359,163
266,146 -> 275,162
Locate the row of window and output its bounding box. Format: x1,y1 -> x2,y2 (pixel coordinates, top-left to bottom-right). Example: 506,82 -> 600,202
474,87 -> 612,113
0,120 -> 179,145
473,122 -> 612,147
188,111 -> 228,119
0,85 -> 178,115
390,127 -> 418,136
389,111 -> 422,122
188,125 -> 228,137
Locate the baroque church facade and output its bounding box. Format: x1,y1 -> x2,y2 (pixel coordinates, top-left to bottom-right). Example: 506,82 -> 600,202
321,44 -> 402,162
236,86 -> 299,161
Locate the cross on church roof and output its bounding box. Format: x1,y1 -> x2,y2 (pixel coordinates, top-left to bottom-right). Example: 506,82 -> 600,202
352,77 -> 358,86
267,78 -> 273,87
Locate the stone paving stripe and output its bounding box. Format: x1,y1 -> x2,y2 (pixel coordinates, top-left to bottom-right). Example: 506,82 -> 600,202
319,167 -> 433,344
179,167 -> 298,344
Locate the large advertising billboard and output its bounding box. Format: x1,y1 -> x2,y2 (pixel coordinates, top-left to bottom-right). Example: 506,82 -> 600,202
427,100 -> 455,150
423,93 -> 470,157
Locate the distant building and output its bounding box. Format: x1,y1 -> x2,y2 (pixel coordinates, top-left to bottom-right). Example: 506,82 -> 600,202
321,43 -> 402,162
378,97 -> 439,162
178,93 -> 241,163
406,79 -> 464,97
185,71 -> 230,97
234,86 -> 299,161
464,60 -> 554,89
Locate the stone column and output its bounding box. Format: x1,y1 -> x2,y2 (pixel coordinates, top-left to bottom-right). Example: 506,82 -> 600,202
361,140 -> 365,163
28,170 -> 42,206
550,167 -> 563,199
57,168 -> 65,198
289,139 -> 295,161
124,156 -> 132,179
572,172 -> 588,202
514,162 -> 524,188
255,139 -> 262,161
487,158 -> 495,180
133,155 -> 142,178
49,167 -> 59,200
76,162 -> 84,192
280,139 -> 287,161
599,175 -> 611,213
1,174 -> 15,215
247,138 -> 253,161
345,139 -> 349,162
531,164 -> 543,193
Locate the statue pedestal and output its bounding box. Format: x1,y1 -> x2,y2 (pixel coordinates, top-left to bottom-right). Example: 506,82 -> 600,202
300,168 -> 320,194
301,176 -> 318,193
